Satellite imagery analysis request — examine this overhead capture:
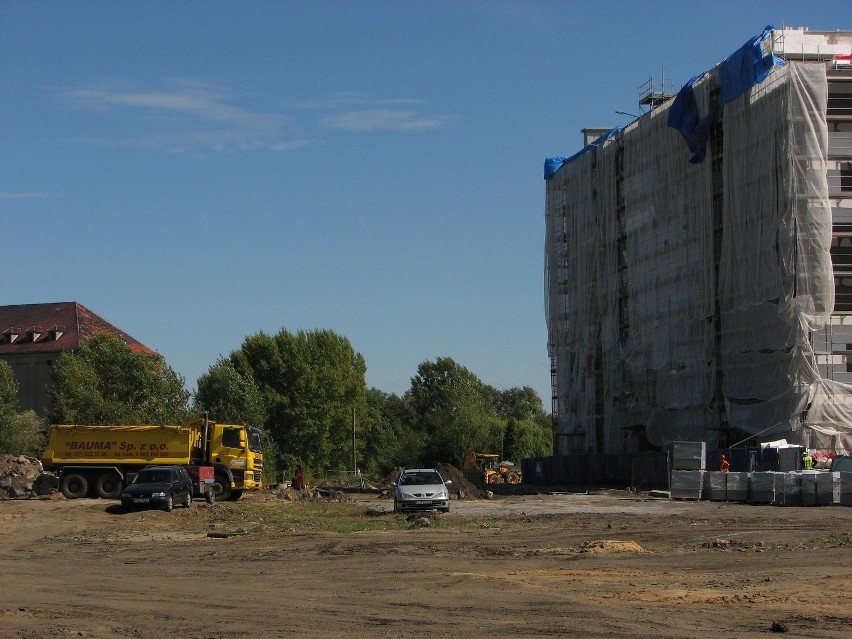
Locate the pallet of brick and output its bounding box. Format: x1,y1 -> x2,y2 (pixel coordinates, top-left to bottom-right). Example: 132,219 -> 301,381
725,472 -> 749,502
801,471 -> 819,505
749,472 -> 777,503
777,472 -> 802,506
778,446 -> 803,472
704,471 -> 727,501
841,472 -> 852,506
816,472 -> 837,505
672,441 -> 706,471
671,470 -> 703,500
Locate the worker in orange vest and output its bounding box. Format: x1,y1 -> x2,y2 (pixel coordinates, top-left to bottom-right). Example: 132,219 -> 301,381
719,454 -> 730,473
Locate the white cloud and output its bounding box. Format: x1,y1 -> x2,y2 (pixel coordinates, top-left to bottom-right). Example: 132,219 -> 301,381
59,79 -> 447,154
321,109 -> 446,132
61,78 -> 296,155
0,192 -> 59,200
63,78 -> 275,124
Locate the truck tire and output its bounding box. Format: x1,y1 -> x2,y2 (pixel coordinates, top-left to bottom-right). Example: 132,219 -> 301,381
95,472 -> 123,499
205,487 -> 215,505
228,490 -> 243,502
60,473 -> 89,499
214,474 -> 232,501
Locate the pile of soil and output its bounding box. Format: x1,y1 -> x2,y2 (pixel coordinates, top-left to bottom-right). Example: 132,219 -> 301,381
579,540 -> 648,554
435,463 -> 481,499
0,454 -> 56,498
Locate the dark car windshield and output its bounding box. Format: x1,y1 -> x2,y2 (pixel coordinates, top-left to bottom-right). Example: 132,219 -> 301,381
134,470 -> 171,484
400,472 -> 442,486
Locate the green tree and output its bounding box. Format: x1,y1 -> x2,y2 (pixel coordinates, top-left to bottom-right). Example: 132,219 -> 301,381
363,388 -> 420,476
0,361 -> 46,456
49,334 -> 191,425
503,418 -> 553,461
227,329 -> 367,475
0,411 -> 46,457
409,357 -> 500,466
0,360 -> 18,418
496,386 -> 549,424
194,357 -> 266,425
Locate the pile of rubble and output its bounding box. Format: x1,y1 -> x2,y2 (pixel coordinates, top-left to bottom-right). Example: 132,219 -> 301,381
274,485 -> 353,503
0,454 -> 57,499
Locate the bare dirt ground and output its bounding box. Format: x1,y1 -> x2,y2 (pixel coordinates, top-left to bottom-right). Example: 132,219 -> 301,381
1,490 -> 850,639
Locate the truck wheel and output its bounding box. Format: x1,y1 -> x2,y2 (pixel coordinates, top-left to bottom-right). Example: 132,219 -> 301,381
164,495 -> 173,512
60,473 -> 89,499
214,474 -> 232,501
227,490 -> 243,502
205,487 -> 215,505
95,472 -> 123,499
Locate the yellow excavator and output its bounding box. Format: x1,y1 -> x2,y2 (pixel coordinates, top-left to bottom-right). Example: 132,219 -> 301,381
462,448 -> 522,485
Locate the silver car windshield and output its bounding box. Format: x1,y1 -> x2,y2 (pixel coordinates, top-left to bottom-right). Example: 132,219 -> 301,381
400,472 -> 442,486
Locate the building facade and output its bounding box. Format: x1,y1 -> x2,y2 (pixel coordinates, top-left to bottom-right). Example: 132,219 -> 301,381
0,302 -> 154,417
544,27 -> 852,455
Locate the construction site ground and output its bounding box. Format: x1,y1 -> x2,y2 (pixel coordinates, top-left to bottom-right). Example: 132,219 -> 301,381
1,489 -> 849,639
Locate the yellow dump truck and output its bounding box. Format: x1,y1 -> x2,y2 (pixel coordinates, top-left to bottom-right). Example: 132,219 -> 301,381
41,417 -> 263,501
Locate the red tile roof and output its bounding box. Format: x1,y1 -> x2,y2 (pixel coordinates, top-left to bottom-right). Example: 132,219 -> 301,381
0,302 -> 154,355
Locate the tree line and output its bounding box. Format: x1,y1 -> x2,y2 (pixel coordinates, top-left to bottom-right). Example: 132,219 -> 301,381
0,331 -> 553,480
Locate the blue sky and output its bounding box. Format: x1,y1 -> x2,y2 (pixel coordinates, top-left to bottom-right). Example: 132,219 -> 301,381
2,2 -> 849,406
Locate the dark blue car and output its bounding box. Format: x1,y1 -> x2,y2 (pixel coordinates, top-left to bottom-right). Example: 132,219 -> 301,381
120,466 -> 193,512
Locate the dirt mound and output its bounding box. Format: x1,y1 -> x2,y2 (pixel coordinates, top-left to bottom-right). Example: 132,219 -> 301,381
0,454 -> 55,499
579,540 -> 648,554
435,463 -> 480,500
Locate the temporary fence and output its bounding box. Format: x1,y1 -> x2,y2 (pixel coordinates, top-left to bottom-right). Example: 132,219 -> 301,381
522,452 -> 670,492
523,448 -> 851,506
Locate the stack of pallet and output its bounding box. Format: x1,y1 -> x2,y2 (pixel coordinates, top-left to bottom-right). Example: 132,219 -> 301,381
671,441 -> 705,500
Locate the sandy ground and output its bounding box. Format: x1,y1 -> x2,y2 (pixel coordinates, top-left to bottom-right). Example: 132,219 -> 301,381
1,490 -> 850,639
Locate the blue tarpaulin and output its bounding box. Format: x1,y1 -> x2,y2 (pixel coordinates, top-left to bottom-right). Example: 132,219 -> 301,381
544,127 -> 621,180
720,25 -> 786,105
666,73 -> 718,164
667,26 -> 786,162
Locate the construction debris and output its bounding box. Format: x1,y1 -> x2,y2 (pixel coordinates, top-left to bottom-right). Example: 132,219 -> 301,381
0,454 -> 56,499
274,485 -> 353,503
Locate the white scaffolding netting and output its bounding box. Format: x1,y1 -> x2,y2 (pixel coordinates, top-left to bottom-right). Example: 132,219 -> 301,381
545,60 -> 852,453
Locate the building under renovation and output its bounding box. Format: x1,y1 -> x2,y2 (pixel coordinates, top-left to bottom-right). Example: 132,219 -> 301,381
544,26 -> 852,456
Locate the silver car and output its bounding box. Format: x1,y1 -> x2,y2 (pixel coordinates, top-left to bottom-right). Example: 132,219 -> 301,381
393,468 -> 452,513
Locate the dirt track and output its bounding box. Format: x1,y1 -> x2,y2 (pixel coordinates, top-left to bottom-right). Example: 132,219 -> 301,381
1,490 -> 850,639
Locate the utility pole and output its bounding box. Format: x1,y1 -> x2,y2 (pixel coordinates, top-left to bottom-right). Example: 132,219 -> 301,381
352,405 -> 357,476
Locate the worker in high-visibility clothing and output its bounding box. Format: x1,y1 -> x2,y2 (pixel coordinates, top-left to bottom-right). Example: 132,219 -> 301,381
802,452 -> 814,470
